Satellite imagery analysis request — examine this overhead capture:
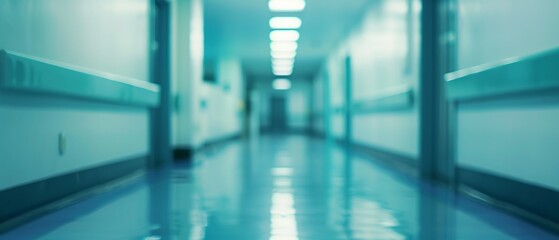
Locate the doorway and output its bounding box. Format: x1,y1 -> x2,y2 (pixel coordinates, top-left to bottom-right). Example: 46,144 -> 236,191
270,96 -> 287,132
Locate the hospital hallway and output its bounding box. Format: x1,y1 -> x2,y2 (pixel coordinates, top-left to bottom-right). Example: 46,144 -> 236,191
1,135 -> 557,240
3,0 -> 559,239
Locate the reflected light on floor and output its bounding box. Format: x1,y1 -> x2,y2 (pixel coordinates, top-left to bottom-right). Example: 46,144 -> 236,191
272,167 -> 294,176
274,178 -> 292,187
270,192 -> 298,240
270,151 -> 298,240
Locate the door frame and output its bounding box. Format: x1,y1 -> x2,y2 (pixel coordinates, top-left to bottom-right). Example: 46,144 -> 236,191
149,0 -> 172,167
419,0 -> 458,183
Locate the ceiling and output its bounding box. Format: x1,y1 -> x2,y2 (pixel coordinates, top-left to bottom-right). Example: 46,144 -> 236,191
204,0 -> 370,80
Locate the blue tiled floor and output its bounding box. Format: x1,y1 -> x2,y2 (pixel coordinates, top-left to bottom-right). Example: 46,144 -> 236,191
1,135 -> 558,239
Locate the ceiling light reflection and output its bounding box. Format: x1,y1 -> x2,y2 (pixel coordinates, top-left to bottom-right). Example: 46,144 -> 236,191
274,178 -> 293,187
270,192 -> 298,240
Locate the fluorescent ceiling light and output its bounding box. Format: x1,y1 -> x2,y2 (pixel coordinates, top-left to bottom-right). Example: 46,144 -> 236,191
271,51 -> 297,59
270,30 -> 300,41
273,67 -> 293,74
270,41 -> 298,51
269,0 -> 306,12
273,78 -> 292,90
273,64 -> 294,70
273,70 -> 293,76
273,59 -> 295,66
273,63 -> 294,69
272,63 -> 293,69
269,17 -> 302,29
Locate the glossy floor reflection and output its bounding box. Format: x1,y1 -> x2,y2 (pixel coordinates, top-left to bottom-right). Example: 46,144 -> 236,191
1,135 -> 558,240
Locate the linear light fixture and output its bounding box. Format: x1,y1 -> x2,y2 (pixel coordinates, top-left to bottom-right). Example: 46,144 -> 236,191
273,63 -> 293,69
273,67 -> 293,73
271,51 -> 297,59
270,41 -> 298,52
273,78 -> 292,90
269,0 -> 306,12
273,69 -> 293,76
272,59 -> 295,66
273,64 -> 294,71
271,64 -> 294,71
269,17 -> 302,29
270,30 -> 300,41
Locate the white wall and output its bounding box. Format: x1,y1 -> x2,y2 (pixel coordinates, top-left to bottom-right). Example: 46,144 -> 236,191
287,85 -> 311,129
316,0 -> 420,158
171,0 -> 205,148
172,0 -> 245,147
325,49 -> 347,139
311,74 -> 324,134
202,57 -> 245,142
0,0 -> 150,190
0,0 -> 150,81
457,0 -> 559,69
455,0 -> 559,191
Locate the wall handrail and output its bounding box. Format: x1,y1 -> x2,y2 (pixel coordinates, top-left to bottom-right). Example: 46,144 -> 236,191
0,50 -> 160,107
446,47 -> 559,101
352,84 -> 414,114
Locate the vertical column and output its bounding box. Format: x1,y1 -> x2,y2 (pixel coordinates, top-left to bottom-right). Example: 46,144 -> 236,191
322,68 -> 332,139
419,0 -> 453,181
171,0 -> 205,158
150,0 -> 173,167
343,56 -> 353,146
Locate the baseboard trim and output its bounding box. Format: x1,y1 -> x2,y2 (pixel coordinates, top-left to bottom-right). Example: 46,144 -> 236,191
458,167 -> 559,233
173,134 -> 243,160
203,134 -> 242,149
260,128 -> 314,135
0,156 -> 147,233
173,147 -> 194,160
349,142 -> 418,177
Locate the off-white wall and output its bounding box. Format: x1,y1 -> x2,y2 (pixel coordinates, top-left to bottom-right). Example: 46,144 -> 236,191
0,0 -> 150,81
457,0 -> 559,69
171,0 -> 205,148
457,100 -> 559,191
203,57 -> 245,142
455,0 -> 559,191
311,75 -> 324,134
0,0 -> 151,190
326,48 -> 347,139
317,0 -> 420,157
287,82 -> 311,130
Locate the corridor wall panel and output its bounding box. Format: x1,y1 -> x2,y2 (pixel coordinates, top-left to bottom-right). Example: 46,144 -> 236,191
318,0 -> 421,159
311,74 -> 325,135
325,49 -> 347,139
455,0 -> 559,192
0,0 -> 151,192
0,0 -> 150,81
457,0 -> 559,69
171,0 -> 206,150
451,1 -> 559,225
202,57 -> 245,143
